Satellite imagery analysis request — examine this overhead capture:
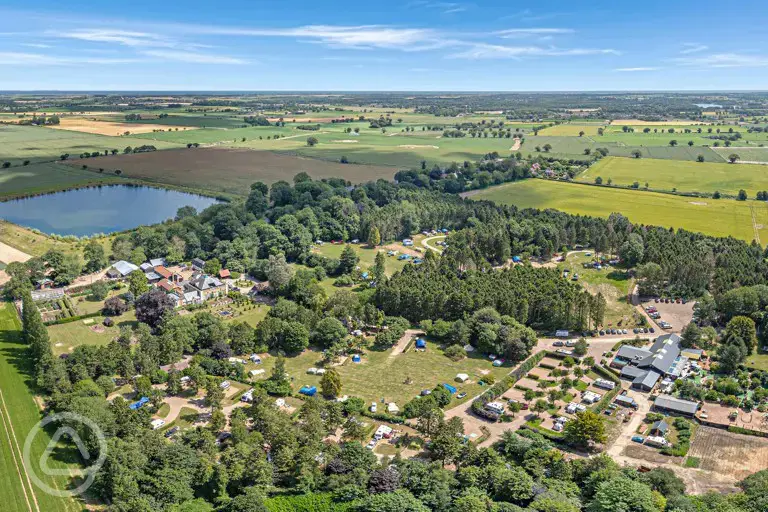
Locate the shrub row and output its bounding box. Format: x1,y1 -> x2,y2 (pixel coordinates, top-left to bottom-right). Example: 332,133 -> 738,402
471,351 -> 546,417
727,425 -> 768,438
44,310 -> 103,326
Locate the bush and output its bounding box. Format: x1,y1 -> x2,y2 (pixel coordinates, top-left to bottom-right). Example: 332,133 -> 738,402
444,345 -> 466,361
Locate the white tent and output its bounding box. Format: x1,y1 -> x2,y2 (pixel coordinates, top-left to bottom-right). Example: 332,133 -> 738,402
456,373 -> 469,383
307,368 -> 318,375
387,402 -> 400,413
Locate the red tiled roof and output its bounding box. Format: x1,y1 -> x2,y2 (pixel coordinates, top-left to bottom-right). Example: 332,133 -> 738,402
154,266 -> 173,279
219,269 -> 231,278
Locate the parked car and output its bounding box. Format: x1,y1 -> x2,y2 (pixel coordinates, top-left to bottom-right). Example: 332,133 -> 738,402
553,341 -> 565,347
164,426 -> 179,438
457,392 -> 467,399
599,330 -> 605,336
649,327 -> 655,333
631,435 -> 645,443
370,402 -> 377,413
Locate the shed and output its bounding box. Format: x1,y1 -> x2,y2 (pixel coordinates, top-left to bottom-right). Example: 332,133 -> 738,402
653,394 -> 699,416
650,419 -> 670,436
219,269 -> 231,279
681,348 -> 704,360
299,385 -> 317,397
415,339 -> 427,349
442,383 -> 457,394
614,395 -> 637,408
456,373 -> 469,383
191,258 -> 206,270
149,258 -> 166,268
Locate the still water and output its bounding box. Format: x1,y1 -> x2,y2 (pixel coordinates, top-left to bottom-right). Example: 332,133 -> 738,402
0,185 -> 219,236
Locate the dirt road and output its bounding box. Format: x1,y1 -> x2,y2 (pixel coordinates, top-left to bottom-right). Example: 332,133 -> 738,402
421,235 -> 445,254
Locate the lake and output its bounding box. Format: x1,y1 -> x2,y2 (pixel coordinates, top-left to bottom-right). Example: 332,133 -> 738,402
0,185 -> 220,236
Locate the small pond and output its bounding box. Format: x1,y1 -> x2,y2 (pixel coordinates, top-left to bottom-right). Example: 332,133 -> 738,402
0,185 -> 220,236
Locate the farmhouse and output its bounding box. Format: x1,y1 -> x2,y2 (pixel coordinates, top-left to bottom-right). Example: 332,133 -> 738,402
183,273 -> 228,302
613,334 -> 685,392
107,260 -> 140,278
653,394 -> 699,417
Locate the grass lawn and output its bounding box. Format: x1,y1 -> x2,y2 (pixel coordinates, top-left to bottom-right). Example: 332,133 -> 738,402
0,302 -> 85,511
578,156 -> 768,196
48,311 -> 137,355
311,243 -> 412,275
746,349 -> 768,371
713,146 -> 768,163
249,340 -> 510,407
556,251 -> 640,328
156,403 -> 171,419
468,179 -> 768,243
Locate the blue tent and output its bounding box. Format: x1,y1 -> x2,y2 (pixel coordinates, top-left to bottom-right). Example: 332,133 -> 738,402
129,396 -> 149,410
361,272 -> 369,279
413,258 -> 423,264
299,386 -> 317,397
352,354 -> 362,363
512,256 -> 522,263
415,339 -> 427,349
442,383 -> 457,394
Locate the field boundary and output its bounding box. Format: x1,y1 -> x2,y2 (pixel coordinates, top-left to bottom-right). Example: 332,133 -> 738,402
0,383 -> 41,512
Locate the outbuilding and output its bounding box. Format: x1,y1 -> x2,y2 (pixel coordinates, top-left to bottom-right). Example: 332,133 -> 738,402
653,394 -> 699,416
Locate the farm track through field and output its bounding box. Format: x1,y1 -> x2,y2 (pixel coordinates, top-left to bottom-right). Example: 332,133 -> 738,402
751,205 -> 762,244
0,387 -> 39,512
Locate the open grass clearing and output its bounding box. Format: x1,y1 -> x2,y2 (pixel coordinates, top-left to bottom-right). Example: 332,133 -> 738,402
556,251 -> 639,328
249,340 -> 510,407
48,311 -> 137,355
468,179 -> 768,242
713,146 -> 768,163
0,302 -> 86,511
578,156 -> 768,196
69,147 -> 398,195
686,425 -> 768,481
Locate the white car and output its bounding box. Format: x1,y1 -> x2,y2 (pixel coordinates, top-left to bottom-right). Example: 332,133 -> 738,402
370,402 -> 378,413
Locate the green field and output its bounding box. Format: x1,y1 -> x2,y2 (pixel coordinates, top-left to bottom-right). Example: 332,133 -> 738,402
556,251 -> 638,328
712,146 -> 768,163
250,340 -> 510,407
0,302 -> 85,512
523,136 -> 725,162
0,124 -> 182,166
48,312 -> 138,355
578,156 -> 768,195
468,179 -> 768,242
538,124 -> 604,136
0,162 -> 121,200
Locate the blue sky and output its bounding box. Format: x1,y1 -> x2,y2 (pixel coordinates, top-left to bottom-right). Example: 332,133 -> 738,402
1,1 -> 767,91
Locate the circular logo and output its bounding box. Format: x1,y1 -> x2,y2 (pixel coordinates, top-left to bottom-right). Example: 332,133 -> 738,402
22,412 -> 108,497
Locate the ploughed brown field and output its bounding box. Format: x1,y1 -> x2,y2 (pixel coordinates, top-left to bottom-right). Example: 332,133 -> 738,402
68,147 -> 398,195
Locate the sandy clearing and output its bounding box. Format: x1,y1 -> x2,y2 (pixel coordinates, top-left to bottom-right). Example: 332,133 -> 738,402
388,329 -> 422,359
509,138 -> 522,151
689,201 -> 708,206
0,242 -> 30,264
50,118 -> 198,136
398,144 -> 439,149
331,139 -> 359,143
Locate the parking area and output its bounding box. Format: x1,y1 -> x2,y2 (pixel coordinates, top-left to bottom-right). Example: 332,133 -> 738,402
640,298 -> 695,332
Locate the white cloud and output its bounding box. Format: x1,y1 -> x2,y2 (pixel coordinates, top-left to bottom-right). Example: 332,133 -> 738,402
680,43 -> 708,54
21,43 -> 52,48
141,49 -> 247,64
672,53 -> 768,68
0,51 -> 136,65
57,29 -> 174,47
615,67 -> 659,72
495,28 -> 574,38
450,43 -> 619,59
183,24 -> 446,51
